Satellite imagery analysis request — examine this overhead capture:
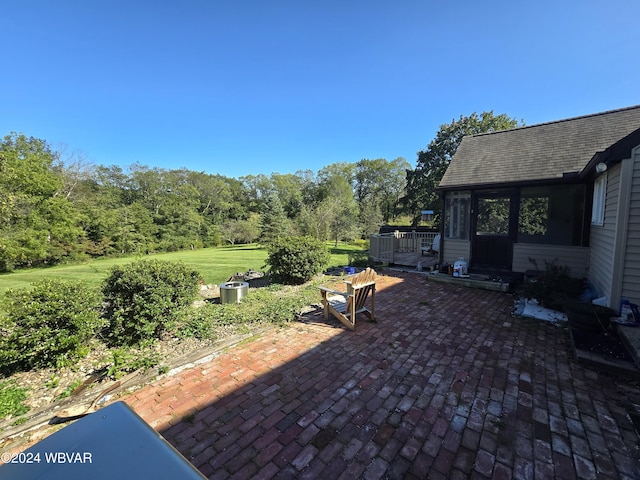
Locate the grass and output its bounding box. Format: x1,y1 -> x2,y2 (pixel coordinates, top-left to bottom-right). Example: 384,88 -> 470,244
0,242 -> 365,297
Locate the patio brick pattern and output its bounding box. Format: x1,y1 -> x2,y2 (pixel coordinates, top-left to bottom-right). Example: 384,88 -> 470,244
123,270 -> 640,479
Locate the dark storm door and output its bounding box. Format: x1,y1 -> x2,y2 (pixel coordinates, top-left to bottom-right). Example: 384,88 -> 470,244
471,192 -> 518,271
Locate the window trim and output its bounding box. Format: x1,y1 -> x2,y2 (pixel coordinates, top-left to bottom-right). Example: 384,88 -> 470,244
591,173 -> 607,226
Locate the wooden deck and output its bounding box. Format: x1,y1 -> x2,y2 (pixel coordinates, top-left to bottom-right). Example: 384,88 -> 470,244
389,251 -> 439,269
369,231 -> 439,268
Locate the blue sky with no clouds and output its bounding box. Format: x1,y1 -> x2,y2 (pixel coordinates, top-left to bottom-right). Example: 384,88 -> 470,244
1,1 -> 639,178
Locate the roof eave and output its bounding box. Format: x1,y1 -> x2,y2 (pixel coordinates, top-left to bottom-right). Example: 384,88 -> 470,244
580,127 -> 640,179
437,175 -> 584,193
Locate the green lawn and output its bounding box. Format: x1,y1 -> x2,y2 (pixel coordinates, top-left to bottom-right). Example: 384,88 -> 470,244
0,243 -> 365,297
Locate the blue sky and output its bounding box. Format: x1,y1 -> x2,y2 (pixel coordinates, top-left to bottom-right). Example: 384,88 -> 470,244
2,1 -> 639,178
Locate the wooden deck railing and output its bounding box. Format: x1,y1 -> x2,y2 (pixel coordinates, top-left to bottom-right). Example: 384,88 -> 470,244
369,231 -> 438,263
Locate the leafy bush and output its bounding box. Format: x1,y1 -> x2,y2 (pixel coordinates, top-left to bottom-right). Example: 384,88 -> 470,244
348,250 -> 370,267
0,258 -> 15,273
350,238 -> 370,249
102,260 -> 201,345
107,347 -> 162,380
176,306 -> 217,340
265,236 -> 330,285
0,380 -> 30,418
0,279 -> 102,370
522,259 -> 582,310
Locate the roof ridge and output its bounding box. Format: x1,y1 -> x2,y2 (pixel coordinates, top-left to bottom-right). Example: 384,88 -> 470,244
471,104 -> 640,138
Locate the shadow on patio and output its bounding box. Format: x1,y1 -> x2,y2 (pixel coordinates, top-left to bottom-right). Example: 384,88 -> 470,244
124,270 -> 640,479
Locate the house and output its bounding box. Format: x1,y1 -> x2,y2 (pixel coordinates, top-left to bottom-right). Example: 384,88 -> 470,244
437,105 -> 640,309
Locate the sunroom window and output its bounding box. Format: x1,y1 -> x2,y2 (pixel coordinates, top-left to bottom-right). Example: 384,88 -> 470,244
444,192 -> 470,240
518,184 -> 586,246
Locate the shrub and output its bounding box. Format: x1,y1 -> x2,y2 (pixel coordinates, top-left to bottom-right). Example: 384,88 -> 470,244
176,306 -> 216,340
0,258 -> 14,273
0,380 -> 29,418
265,236 -> 330,285
0,279 -> 102,370
102,260 -> 201,345
522,259 -> 582,310
348,250 -> 370,268
106,347 -> 161,380
350,238 -> 370,249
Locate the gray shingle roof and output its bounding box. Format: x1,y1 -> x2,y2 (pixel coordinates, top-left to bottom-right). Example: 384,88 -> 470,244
439,105 -> 640,189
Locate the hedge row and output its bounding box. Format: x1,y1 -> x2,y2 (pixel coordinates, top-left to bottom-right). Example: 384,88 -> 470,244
0,260 -> 201,372
0,237 -> 331,373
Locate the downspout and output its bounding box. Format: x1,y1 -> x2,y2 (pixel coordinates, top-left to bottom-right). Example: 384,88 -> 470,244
610,155 -> 634,309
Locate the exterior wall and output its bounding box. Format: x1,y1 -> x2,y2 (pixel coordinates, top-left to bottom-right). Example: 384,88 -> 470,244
512,244 -> 590,278
442,239 -> 471,265
588,163 -> 621,301
622,146 -> 640,306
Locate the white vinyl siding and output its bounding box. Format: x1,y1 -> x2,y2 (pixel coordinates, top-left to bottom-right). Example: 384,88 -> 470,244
512,244 -> 590,278
589,164 -> 620,301
442,239 -> 471,266
621,147 -> 640,305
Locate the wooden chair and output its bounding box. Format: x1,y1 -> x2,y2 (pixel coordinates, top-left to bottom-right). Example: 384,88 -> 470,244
319,268 -> 377,331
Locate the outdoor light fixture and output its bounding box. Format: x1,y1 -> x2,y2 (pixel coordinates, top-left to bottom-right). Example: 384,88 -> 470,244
596,162 -> 607,173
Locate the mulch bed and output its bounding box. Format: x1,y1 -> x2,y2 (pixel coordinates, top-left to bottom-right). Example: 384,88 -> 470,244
571,328 -> 634,361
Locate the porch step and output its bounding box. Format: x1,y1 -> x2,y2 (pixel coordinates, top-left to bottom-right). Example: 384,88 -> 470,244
426,272 -> 510,292
617,325 -> 640,371
571,327 -> 640,379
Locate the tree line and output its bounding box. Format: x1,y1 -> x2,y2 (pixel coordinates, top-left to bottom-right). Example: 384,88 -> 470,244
0,111 -> 522,271
0,133 -> 410,271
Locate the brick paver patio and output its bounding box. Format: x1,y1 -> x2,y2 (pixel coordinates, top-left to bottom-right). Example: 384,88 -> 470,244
123,270 -> 640,479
